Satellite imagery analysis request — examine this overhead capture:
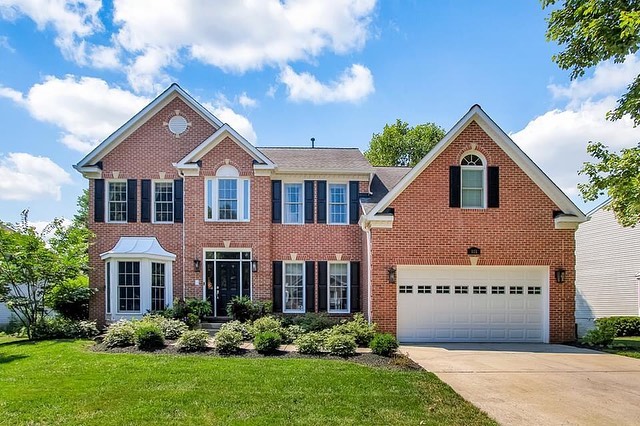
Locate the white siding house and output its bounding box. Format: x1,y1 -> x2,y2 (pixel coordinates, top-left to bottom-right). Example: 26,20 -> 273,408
0,302 -> 16,326
575,201 -> 640,336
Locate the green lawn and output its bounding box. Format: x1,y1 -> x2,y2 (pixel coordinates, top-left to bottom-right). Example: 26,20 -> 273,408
0,337 -> 495,425
604,336 -> 640,359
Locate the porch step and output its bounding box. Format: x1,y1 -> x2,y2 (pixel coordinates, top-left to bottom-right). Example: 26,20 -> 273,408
202,316 -> 231,324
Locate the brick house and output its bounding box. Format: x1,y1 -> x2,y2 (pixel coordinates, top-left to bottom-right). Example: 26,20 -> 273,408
74,84 -> 585,343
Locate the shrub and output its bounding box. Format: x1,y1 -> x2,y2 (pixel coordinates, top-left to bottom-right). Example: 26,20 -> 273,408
291,313 -> 340,332
134,323 -> 165,351
46,276 -> 96,320
185,298 -> 213,319
595,316 -> 640,337
103,320 -> 136,348
226,296 -> 255,322
142,315 -> 189,340
219,320 -> 253,340
250,315 -> 283,336
176,330 -> 210,352
295,332 -> 325,355
333,313 -> 376,346
215,329 -> 243,354
30,317 -> 99,340
253,331 -> 282,354
583,321 -> 616,346
158,298 -> 212,324
370,333 -> 399,356
325,333 -> 356,357
282,325 -> 306,344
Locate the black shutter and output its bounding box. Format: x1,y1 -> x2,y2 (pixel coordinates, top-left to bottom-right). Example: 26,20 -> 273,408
449,166 -> 461,208
349,181 -> 359,224
272,180 -> 282,224
94,179 -> 105,223
317,261 -> 328,312
487,166 -> 499,208
174,178 -> 184,222
127,179 -> 137,222
141,179 -> 151,223
350,261 -> 360,313
304,180 -> 314,224
305,261 -> 315,313
317,181 -> 327,224
272,261 -> 283,313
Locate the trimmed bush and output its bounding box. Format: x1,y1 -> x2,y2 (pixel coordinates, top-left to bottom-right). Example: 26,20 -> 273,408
370,333 -> 399,356
215,329 -> 243,354
142,315 -> 188,340
158,298 -> 212,326
295,332 -> 325,355
333,313 -> 376,346
325,333 -> 356,357
227,297 -> 272,322
595,316 -> 640,337
31,317 -> 99,340
291,313 -> 340,332
176,330 -> 210,352
253,331 -> 282,354
250,315 -> 283,336
282,325 -> 306,344
219,320 -> 253,340
103,320 -> 136,348
134,323 -> 165,351
583,321 -> 616,346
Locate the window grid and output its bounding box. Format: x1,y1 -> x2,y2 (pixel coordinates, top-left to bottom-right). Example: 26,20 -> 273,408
108,182 -> 127,222
399,285 -> 413,294
118,261 -> 140,312
461,154 -> 484,208
473,286 -> 487,294
218,179 -> 238,220
154,182 -> 174,222
284,183 -> 303,224
491,286 -> 505,295
436,285 -> 450,294
329,263 -> 349,312
151,262 -> 165,311
509,286 -> 524,295
528,286 -> 542,295
329,184 -> 347,224
417,285 -> 431,294
284,263 -> 304,313
105,261 -> 111,314
454,285 -> 469,294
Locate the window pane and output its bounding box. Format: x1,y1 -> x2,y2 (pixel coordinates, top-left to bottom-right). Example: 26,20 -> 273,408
329,184 -> 347,224
329,263 -> 349,312
154,182 -> 174,222
462,169 -> 482,188
206,180 -> 213,219
243,179 -> 250,220
284,183 -> 303,224
118,261 -> 140,312
462,189 -> 483,207
284,263 -> 304,312
218,179 -> 238,220
108,182 -> 127,222
151,262 -> 165,312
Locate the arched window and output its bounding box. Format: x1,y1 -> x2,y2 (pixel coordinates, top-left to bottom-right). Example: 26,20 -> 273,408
205,165 -> 250,221
460,153 -> 485,208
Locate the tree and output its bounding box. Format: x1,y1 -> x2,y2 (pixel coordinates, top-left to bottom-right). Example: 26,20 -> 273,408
364,120 -> 445,167
543,0 -> 640,226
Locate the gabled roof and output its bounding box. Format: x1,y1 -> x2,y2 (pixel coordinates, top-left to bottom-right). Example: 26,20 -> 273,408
364,105 -> 587,223
74,83 -> 224,171
258,147 -> 373,174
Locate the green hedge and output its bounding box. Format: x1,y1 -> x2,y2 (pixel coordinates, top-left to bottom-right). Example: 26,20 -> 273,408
595,316 -> 640,337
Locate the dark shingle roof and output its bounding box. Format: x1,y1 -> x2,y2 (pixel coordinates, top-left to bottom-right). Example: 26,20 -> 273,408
258,147 -> 374,173
361,166 -> 411,213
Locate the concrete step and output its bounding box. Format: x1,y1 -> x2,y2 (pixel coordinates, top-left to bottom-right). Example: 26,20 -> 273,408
199,322 -> 223,331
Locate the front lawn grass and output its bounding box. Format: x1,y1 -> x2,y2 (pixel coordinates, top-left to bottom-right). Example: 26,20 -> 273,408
0,337 -> 495,425
603,336 -> 640,359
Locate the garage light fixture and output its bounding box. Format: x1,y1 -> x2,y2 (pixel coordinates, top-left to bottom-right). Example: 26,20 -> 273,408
554,268 -> 566,284
388,266 -> 397,284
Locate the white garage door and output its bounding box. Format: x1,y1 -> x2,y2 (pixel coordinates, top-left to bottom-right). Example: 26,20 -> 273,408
397,266 -> 548,343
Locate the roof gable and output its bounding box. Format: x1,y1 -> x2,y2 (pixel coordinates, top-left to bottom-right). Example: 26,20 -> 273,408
365,105 -> 586,222
74,83 -> 224,171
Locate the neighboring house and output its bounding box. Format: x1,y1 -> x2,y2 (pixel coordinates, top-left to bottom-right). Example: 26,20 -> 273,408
0,302 -> 15,327
74,84 -> 586,343
575,201 -> 640,336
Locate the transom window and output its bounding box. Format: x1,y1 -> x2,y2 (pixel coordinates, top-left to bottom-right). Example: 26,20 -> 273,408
461,153 -> 485,208
151,262 -> 166,311
284,183 -> 303,224
154,181 -> 174,223
436,285 -> 450,294
417,285 -> 431,294
399,285 -> 413,294
283,262 -> 304,313
491,286 -> 505,295
205,166 -> 250,222
329,263 -> 349,313
118,261 -> 140,312
329,184 -> 348,224
108,181 -> 127,222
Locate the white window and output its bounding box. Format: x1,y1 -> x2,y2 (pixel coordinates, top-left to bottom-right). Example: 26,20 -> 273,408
105,261 -> 111,314
107,181 -> 127,222
205,166 -> 250,221
151,262 -> 166,311
461,154 -> 485,208
117,261 -> 140,312
329,262 -> 349,313
283,262 -> 304,313
329,184 -> 347,224
153,181 -> 174,223
284,183 -> 303,224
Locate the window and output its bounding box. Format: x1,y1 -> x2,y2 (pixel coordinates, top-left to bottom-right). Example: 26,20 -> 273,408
461,154 -> 485,208
417,285 -> 431,294
218,179 -> 238,220
108,181 -> 127,222
284,183 -> 303,224
105,262 -> 111,314
454,285 -> 469,294
436,285 -> 450,294
118,261 -> 140,312
151,263 -> 166,311
329,184 -> 347,224
473,286 -> 487,294
528,286 -> 542,295
510,286 -> 524,295
491,286 -> 505,295
205,174 -> 250,221
154,181 -> 173,223
399,285 -> 413,293
329,263 -> 349,312
283,263 -> 304,313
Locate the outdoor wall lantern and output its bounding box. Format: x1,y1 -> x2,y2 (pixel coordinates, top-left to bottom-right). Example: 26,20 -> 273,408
251,260 -> 258,273
193,258 -> 201,273
388,266 -> 397,284
555,267 -> 566,284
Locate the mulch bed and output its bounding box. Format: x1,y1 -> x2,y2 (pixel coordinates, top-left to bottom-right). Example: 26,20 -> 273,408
90,341 -> 423,371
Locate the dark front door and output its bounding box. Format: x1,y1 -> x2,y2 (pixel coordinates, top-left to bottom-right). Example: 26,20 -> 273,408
215,261 -> 240,316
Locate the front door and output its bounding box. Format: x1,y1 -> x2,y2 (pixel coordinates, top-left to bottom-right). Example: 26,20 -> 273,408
215,261 -> 240,316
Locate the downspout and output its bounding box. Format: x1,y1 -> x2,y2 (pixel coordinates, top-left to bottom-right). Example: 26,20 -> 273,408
366,226 -> 373,324
179,170 -> 186,300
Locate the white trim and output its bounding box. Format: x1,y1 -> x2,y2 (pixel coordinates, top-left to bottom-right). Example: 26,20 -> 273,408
201,248 -> 253,317
460,151 -> 487,209
106,180 -> 128,224
151,180 -> 175,224
328,261 -> 350,314
283,182 -> 304,225
75,84 -> 223,170
328,183 -> 349,225
204,177 -> 250,222
364,105 -> 587,223
283,261 -> 305,314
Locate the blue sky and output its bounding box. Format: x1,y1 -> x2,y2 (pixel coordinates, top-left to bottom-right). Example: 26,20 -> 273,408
1,0 -> 639,228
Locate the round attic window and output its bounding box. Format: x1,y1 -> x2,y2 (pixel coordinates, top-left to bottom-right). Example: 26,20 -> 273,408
168,115 -> 188,135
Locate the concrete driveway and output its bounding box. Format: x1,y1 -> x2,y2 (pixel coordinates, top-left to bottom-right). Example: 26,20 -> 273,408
402,343 -> 640,426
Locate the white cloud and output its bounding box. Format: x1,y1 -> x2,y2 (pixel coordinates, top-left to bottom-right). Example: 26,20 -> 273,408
511,57 -> 640,204
279,64 -> 374,104
0,35 -> 14,52
238,92 -> 257,108
0,75 -> 150,152
0,152 -> 72,201
203,102 -> 257,144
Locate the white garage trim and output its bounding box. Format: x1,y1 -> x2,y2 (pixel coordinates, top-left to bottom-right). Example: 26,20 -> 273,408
397,265 -> 550,343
